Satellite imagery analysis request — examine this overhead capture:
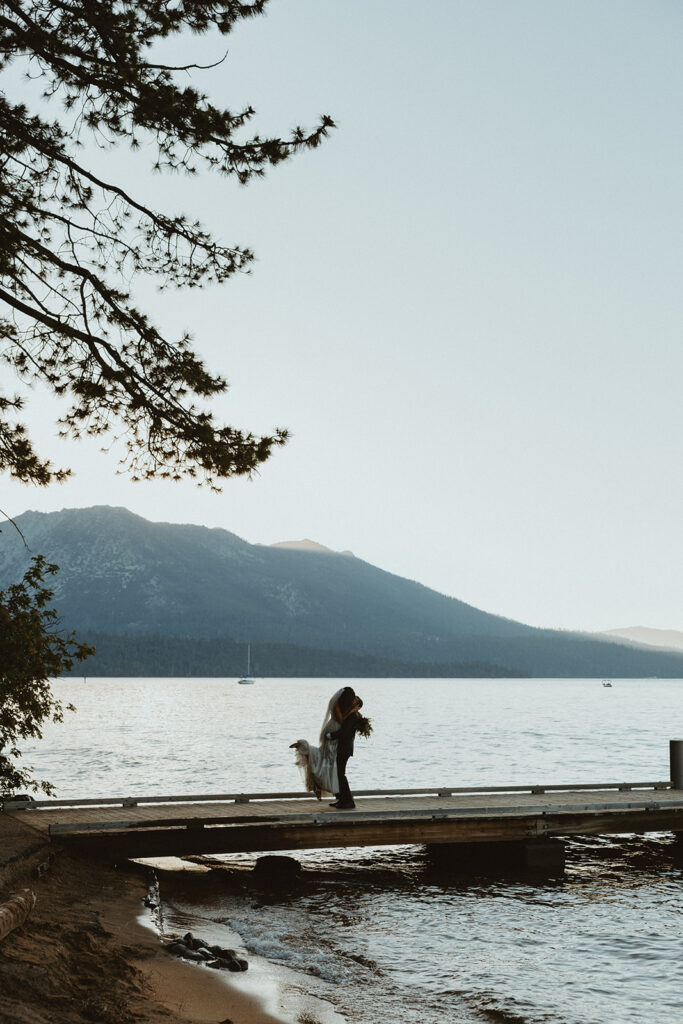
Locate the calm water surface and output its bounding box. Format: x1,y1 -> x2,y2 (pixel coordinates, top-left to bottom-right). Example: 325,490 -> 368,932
25,677 -> 683,1024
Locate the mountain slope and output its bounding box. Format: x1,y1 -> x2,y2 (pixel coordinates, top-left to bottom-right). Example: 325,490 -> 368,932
2,506 -> 683,678
0,506 -> 533,649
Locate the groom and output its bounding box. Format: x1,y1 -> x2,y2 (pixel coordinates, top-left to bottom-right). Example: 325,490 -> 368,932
330,694 -> 363,810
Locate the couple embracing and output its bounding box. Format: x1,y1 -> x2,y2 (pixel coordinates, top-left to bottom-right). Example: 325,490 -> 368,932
291,686 -> 364,810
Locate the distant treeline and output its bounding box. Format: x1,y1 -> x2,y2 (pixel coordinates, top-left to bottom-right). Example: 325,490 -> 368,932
63,632 -> 526,679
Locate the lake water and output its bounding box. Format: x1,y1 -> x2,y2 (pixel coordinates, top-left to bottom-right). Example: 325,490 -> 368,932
23,677 -> 683,1024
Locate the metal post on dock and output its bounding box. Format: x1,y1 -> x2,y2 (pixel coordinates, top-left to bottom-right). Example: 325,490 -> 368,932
670,740 -> 683,790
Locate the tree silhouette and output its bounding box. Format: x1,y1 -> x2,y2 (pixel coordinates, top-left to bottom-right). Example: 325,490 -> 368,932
0,553 -> 94,795
0,1 -> 334,794
0,0 -> 334,487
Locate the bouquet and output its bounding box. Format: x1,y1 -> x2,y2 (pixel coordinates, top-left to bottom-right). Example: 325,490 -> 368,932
355,714 -> 373,739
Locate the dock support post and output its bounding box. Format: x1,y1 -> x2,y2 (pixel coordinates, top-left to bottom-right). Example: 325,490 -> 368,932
670,740 -> 683,790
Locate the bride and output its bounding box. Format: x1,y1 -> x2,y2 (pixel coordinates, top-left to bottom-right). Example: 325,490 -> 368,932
291,687 -> 351,799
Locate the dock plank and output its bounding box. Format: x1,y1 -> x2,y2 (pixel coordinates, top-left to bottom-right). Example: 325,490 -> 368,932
4,783 -> 682,859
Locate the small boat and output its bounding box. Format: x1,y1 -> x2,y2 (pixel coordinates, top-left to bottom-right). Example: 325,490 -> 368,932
237,644 -> 255,685
602,679 -> 613,688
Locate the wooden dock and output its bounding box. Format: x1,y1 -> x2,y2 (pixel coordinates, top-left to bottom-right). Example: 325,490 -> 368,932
4,780 -> 683,862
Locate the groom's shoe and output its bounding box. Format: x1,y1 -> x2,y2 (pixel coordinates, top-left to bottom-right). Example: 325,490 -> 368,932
328,801 -> 339,807
335,801 -> 356,810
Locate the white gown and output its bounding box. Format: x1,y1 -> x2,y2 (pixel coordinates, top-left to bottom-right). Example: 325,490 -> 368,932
292,687 -> 344,799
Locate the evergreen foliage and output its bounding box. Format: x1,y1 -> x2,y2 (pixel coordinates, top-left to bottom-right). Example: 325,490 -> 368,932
0,1 -> 334,486
0,553 -> 93,794
61,632 -> 523,679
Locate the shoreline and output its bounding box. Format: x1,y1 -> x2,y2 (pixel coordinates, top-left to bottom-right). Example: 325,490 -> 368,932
0,845 -> 344,1024
147,856 -> 346,1024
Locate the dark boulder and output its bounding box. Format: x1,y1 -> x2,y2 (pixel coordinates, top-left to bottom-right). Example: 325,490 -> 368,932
252,855 -> 302,889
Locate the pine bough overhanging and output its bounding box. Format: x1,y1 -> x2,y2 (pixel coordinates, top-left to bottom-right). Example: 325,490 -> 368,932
0,0 -> 334,487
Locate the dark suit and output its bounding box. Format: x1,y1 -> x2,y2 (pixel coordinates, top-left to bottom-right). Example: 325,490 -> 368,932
336,710 -> 360,806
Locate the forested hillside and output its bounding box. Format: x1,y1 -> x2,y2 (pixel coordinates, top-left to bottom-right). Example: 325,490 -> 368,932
3,507 -> 683,678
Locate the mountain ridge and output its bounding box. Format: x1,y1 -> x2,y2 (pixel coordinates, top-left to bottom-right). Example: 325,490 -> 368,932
2,506 -> 683,678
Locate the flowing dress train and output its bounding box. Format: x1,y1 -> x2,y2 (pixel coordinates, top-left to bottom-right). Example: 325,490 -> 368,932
292,687 -> 344,799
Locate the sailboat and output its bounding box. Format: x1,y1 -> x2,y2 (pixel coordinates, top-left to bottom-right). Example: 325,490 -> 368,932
237,643 -> 255,685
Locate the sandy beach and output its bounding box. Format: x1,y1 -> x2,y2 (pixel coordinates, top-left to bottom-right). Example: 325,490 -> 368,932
0,840 -> 342,1024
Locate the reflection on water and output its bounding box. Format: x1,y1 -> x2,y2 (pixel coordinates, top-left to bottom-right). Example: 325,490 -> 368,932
23,677 -> 683,1023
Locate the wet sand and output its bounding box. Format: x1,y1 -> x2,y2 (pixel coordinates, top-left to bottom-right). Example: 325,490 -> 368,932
0,847 -> 336,1024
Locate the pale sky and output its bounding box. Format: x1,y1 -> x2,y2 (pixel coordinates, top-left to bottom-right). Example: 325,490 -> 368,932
2,1 -> 682,633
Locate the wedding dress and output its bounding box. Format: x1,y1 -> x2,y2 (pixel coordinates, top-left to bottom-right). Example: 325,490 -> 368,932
291,687 -> 344,799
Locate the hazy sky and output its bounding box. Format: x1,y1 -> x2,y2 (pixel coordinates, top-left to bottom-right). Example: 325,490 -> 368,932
2,1 -> 682,633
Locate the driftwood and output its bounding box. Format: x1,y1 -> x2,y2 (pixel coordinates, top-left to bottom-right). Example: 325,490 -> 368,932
0,890 -> 36,943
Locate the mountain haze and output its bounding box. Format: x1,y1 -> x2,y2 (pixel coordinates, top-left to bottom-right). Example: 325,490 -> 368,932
2,506 -> 683,678
602,626 -> 683,653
